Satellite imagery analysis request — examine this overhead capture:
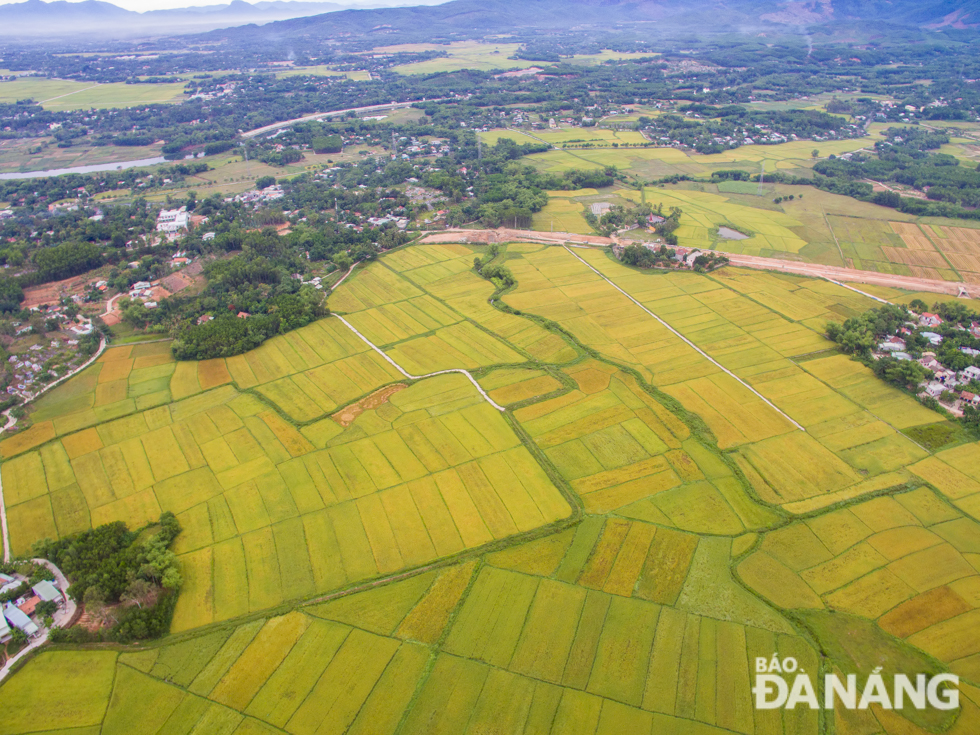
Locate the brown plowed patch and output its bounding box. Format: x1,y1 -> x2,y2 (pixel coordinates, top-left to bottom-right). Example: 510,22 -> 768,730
331,383 -> 407,427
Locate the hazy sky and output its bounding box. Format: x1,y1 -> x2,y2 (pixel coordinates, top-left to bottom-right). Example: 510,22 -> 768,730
0,0 -> 445,12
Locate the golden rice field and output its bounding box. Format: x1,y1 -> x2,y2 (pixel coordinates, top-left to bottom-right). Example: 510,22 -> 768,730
3,240 -> 980,735
531,196 -> 594,235
524,137 -> 870,178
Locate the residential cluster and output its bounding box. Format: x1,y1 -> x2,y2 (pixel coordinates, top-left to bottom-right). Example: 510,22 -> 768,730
226,185 -> 285,205
4,336 -> 88,401
0,571 -> 66,644
875,310 -> 980,415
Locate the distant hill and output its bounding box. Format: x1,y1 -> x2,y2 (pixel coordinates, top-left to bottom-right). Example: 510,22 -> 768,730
1,0 -> 977,42
199,0 -> 980,43
0,0 -> 447,39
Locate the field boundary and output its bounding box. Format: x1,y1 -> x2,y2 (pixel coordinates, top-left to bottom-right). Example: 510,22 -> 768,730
560,244 -> 807,432
332,314 -> 506,411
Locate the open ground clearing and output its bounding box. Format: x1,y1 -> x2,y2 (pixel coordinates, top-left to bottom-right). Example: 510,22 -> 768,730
1,241 -> 980,734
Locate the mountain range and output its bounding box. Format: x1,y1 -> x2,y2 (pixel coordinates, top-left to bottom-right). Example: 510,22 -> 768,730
0,0 -> 977,42
0,0 -> 447,38
196,0 -> 980,45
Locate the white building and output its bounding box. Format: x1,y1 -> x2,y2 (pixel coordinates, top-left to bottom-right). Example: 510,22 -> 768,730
156,207 -> 189,233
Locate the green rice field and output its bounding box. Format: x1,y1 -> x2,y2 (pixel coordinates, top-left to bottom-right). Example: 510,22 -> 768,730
0,77 -> 188,111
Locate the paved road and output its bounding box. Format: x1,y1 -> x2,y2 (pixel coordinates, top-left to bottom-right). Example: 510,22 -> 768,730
241,98 -> 450,139
0,558 -> 76,683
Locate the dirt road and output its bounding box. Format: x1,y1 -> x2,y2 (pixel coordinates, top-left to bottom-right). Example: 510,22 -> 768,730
422,228 -> 980,298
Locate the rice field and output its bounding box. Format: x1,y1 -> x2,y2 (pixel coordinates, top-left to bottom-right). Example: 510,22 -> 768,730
531,196 -> 594,235
739,486 -> 980,681
2,239 -> 979,735
525,138 -> 871,181
389,42 -> 542,75
503,246 -> 948,513
0,77 -> 188,111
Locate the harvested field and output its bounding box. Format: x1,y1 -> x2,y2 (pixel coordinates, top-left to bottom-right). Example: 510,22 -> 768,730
332,384 -> 407,427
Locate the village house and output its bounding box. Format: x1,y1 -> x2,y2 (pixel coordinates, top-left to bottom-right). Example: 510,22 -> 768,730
32,580 -> 62,607
879,336 -> 906,352
18,596 -> 39,617
919,312 -> 943,328
3,603 -> 38,637
961,391 -> 980,407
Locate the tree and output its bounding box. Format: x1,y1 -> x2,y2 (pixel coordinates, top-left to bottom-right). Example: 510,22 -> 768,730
312,135 -> 343,154
909,299 -> 928,312
28,313 -> 46,336
255,176 -> 276,190
122,577 -> 153,609
0,279 -> 24,313
83,586 -> 112,626
812,149 -> 820,158
332,252 -> 353,270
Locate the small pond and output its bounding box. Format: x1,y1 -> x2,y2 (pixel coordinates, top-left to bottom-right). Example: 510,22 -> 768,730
717,226 -> 749,240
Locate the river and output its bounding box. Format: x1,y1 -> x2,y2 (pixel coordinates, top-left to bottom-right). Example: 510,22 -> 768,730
0,156 -> 167,180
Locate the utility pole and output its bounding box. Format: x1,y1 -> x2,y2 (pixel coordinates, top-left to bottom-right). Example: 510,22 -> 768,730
477,137 -> 483,160
391,131 -> 397,159
757,161 -> 765,197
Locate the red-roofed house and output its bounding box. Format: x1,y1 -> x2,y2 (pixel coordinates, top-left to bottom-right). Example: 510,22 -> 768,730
18,596 -> 39,616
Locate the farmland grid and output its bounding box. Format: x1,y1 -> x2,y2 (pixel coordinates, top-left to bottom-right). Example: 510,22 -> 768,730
0,241 -> 979,734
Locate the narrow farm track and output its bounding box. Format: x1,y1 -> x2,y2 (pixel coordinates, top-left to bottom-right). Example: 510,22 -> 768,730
560,244 -> 807,432
333,314 -> 506,411
821,277 -> 893,305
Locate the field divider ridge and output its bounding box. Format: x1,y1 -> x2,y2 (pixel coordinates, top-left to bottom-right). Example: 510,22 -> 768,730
820,277 -> 892,305
560,244 -> 806,432
332,314 -> 506,411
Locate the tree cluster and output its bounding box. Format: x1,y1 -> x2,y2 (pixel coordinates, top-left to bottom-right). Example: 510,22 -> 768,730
36,512 -> 183,642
